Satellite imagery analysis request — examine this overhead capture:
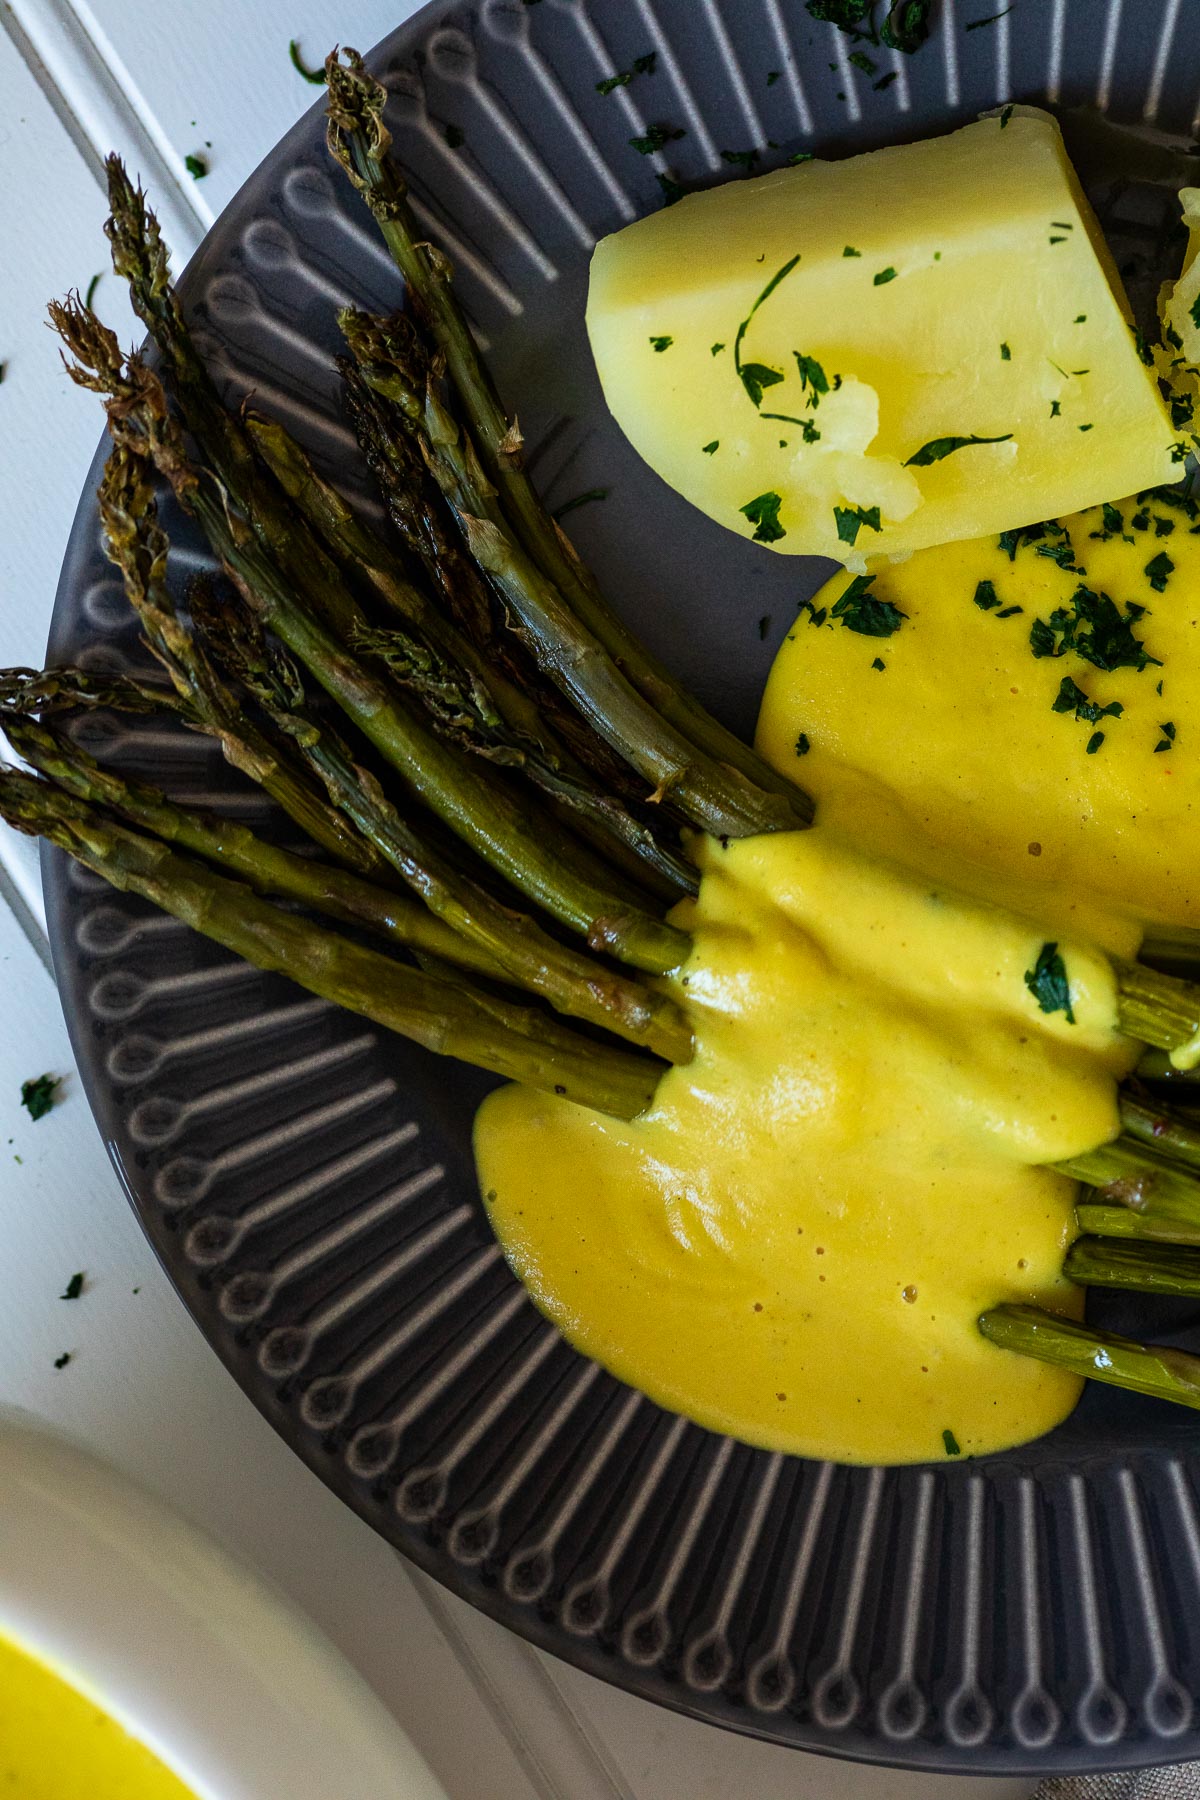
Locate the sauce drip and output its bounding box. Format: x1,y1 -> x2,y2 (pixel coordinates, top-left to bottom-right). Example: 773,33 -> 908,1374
475,828 -> 1134,1463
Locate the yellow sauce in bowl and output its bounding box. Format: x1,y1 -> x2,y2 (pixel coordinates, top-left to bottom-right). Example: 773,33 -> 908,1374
475,828 -> 1136,1464
0,1632 -> 196,1799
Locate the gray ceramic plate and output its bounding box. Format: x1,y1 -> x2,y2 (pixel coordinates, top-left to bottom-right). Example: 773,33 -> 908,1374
42,0 -> 1200,1774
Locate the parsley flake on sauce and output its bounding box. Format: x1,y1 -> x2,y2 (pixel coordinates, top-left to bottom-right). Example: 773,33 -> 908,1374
1146,551 -> 1175,591
650,335 -> 673,352
942,1428 -> 962,1456
21,1074 -> 60,1121
711,342 -> 725,355
871,655 -> 886,670
1086,730 -> 1105,754
974,580 -> 1000,610
873,266 -> 899,285
830,573 -> 906,637
1024,942 -> 1076,1023
796,732 -> 811,755
1030,585 -> 1158,674
904,433 -> 1013,465
1155,720 -> 1177,752
1000,342 -> 1011,360
843,245 -> 862,257
740,490 -> 786,542
834,503 -> 882,544
702,439 -> 719,454
1051,675 -> 1123,727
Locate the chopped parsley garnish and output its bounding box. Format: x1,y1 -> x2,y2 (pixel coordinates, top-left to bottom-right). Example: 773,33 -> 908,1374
184,152 -> 209,180
1155,515 -> 1176,537
1049,235 -> 1067,246
834,503 -> 882,544
1086,730 -> 1105,754
629,124 -> 685,155
444,124 -> 466,149
793,352 -> 831,404
871,655 -> 886,670
830,573 -> 906,637
288,39 -> 326,84
1133,327 -> 1155,365
1190,295 -> 1200,331
805,0 -> 874,27
849,50 -> 877,72
1029,584 -> 1158,674
1076,314 -> 1088,324
1000,342 -> 1011,360
84,272 -> 102,311
996,605 -> 1023,619
740,490 -> 786,542
1145,551 -> 1175,591
61,1272 -> 84,1301
656,172 -> 687,205
732,254 -> 802,412
795,732 -> 811,755
875,70 -> 898,89
965,5 -> 1012,26
843,245 -> 862,257
1171,392 -> 1195,431
702,439 -> 719,454
788,150 -> 816,164
974,580 -> 1000,610
882,0 -> 933,52
551,487 -> 610,521
1050,401 -> 1061,417
1094,502 -> 1125,539
767,69 -> 782,84
21,1074 -> 60,1121
801,419 -> 822,442
999,104 -> 1014,127
711,342 -> 725,355
721,148 -> 761,170
873,266 -> 898,285
596,50 -> 657,94
1036,539 -> 1084,573
54,1353 -> 71,1371
1078,423 -> 1094,432
905,433 -> 1013,465
1024,942 -> 1075,1023
649,335 -> 673,352
1052,675 -> 1123,726
942,1428 -> 962,1456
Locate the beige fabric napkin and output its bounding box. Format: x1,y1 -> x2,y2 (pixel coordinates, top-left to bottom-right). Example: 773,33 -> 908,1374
1035,1769 -> 1200,1798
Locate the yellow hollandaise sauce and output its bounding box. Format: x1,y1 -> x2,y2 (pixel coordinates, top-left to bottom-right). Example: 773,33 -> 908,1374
758,493 -> 1200,933
475,828 -> 1136,1464
0,1632 -> 196,1800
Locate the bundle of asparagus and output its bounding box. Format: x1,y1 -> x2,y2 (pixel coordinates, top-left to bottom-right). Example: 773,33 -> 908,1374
8,48 -> 1200,1424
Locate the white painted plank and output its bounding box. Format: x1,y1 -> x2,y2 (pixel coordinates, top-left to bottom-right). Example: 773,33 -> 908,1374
0,902 -> 543,1800
0,26 -> 143,924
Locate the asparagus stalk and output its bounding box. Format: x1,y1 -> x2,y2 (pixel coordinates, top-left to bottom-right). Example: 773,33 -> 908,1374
184,592 -> 694,1062
324,49 -> 813,827
54,312 -> 689,978
1055,1136 -> 1200,1232
0,712 -> 510,981
1138,924 -> 1200,973
56,367 -> 379,877
1115,957 -> 1200,1064
246,410 -> 697,898
0,665 -> 178,718
979,1304 -> 1200,1410
0,769 -> 661,1118
1064,1235 -> 1200,1296
1075,1203 -> 1200,1245
1119,1094 -> 1200,1170
341,311 -> 803,839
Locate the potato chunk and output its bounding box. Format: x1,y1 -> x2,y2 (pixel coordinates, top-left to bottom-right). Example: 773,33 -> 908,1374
587,108 -> 1178,563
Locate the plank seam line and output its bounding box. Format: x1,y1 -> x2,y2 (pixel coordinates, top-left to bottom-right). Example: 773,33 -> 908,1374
0,0 -> 209,255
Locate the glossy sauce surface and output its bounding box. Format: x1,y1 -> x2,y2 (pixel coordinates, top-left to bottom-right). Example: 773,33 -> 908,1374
0,1632 -> 196,1799
475,829 -> 1135,1463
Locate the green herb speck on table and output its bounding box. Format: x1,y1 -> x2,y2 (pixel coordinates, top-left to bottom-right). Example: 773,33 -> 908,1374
20,1074 -> 61,1121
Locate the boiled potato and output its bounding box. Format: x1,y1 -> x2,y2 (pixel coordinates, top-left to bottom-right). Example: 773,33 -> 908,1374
587,108 -> 1178,564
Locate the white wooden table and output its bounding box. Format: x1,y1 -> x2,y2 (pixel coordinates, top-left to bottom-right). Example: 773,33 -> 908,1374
0,3 -> 1034,1794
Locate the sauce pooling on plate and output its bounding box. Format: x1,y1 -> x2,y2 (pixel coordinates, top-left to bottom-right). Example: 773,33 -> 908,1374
475,829 -> 1136,1464
0,1632 -> 196,1799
